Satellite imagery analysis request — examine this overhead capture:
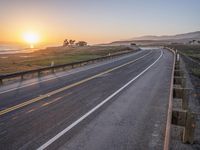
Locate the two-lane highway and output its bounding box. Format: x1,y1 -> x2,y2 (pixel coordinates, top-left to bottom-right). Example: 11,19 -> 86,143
0,50 -> 150,111
0,48 -> 174,150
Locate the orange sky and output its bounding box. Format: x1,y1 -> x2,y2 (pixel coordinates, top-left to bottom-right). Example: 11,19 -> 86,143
0,0 -> 199,45
0,23 -> 123,45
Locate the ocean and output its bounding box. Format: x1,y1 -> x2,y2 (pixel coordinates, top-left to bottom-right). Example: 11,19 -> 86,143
0,44 -> 27,54
0,43 -> 62,54
0,43 -> 47,54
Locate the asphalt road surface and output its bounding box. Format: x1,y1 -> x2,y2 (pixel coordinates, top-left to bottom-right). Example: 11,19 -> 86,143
0,48 -> 174,150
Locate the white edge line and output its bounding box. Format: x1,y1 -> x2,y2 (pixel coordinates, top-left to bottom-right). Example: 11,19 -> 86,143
37,50 -> 163,150
0,51 -> 144,94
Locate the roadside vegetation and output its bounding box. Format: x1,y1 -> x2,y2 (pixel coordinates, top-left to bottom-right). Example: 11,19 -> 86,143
168,44 -> 200,77
168,44 -> 200,59
191,68 -> 200,78
0,45 -> 137,74
168,44 -> 200,102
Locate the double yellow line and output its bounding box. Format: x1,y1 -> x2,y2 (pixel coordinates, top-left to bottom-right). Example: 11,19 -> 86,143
0,51 -> 152,116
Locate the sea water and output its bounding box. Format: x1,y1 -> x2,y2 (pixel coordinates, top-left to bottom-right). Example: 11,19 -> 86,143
0,44 -> 25,54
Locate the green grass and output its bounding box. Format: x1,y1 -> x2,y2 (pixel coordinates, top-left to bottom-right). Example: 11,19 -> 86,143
167,44 -> 200,78
168,44 -> 200,56
167,44 -> 200,61
191,68 -> 200,78
22,54 -> 101,67
0,45 -> 137,74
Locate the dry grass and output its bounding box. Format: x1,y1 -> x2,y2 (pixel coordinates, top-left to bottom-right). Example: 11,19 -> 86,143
0,45 -> 136,74
168,44 -> 200,56
167,44 -> 200,77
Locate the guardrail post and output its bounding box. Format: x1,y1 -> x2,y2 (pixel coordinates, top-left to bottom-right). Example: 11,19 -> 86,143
176,53 -> 180,62
182,89 -> 191,110
172,109 -> 187,126
172,110 -> 196,144
38,71 -> 42,77
175,63 -> 180,70
174,70 -> 184,77
51,68 -> 55,73
174,77 -> 186,88
0,79 -> 2,85
173,87 -> 190,110
183,111 -> 196,144
21,75 -> 24,80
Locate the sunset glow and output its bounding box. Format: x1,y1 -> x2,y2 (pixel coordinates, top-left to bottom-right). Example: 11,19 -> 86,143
23,32 -> 39,48
0,0 -> 199,44
23,32 -> 39,43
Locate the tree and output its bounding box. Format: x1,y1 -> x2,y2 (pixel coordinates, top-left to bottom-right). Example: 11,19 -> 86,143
76,41 -> 87,46
130,43 -> 136,46
63,39 -> 69,47
69,39 -> 75,46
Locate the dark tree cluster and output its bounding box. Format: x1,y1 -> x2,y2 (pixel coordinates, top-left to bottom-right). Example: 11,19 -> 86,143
63,39 -> 69,47
63,39 -> 87,47
130,43 -> 136,46
189,40 -> 200,44
76,41 -> 87,46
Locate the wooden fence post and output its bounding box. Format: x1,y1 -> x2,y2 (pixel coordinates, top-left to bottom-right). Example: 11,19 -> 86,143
183,112 -> 196,144
0,79 -> 3,85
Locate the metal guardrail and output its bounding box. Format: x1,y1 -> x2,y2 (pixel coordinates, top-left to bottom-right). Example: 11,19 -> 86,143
0,50 -> 136,85
163,47 -> 176,150
164,47 -> 197,150
172,60 -> 196,144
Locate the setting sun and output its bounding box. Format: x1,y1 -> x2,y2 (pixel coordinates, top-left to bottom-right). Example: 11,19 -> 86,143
23,32 -> 39,48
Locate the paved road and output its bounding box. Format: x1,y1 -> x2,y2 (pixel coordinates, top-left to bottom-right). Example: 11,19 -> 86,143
0,48 -> 174,150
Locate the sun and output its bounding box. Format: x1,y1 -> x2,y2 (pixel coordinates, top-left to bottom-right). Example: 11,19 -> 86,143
23,32 -> 39,48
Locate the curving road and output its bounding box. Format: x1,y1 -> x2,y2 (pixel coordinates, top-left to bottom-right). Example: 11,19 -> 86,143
0,48 -> 174,150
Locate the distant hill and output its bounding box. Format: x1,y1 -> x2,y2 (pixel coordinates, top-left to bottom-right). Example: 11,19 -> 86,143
108,31 -> 200,45
130,31 -> 200,41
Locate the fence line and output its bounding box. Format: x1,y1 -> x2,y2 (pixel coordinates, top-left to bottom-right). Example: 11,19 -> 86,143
0,50 -> 136,85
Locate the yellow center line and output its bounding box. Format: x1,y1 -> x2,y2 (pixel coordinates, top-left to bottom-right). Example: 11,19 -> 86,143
26,108 -> 36,113
41,97 -> 63,107
11,116 -> 18,120
0,51 -> 152,116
